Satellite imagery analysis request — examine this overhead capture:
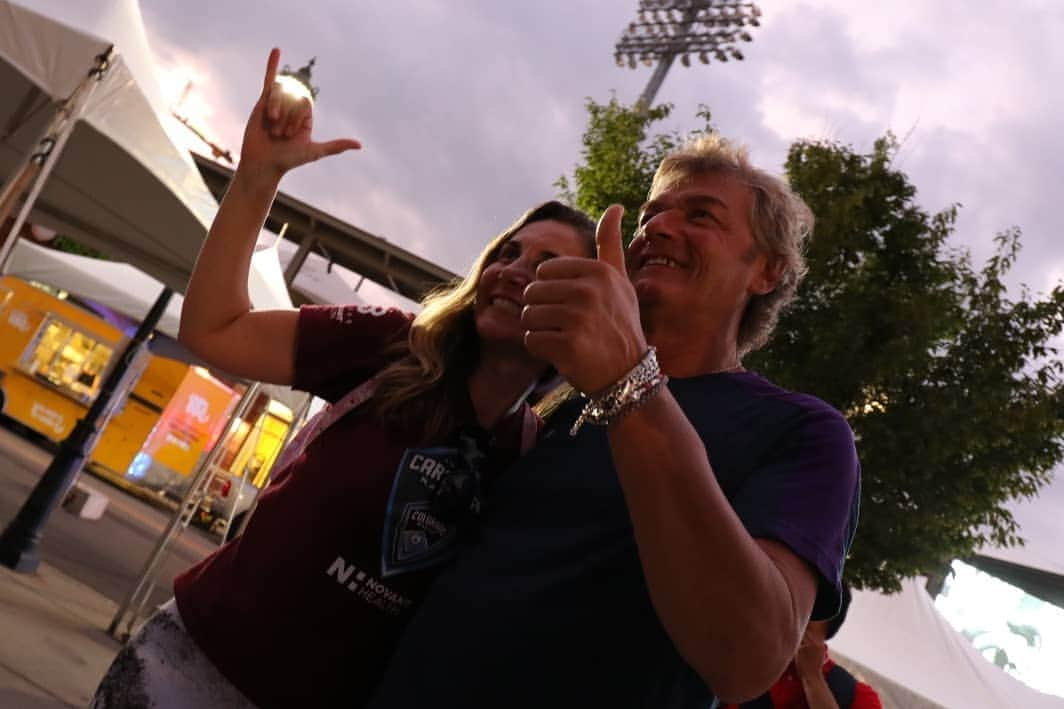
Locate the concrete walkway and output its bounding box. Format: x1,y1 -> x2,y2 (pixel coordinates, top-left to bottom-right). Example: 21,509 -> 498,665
0,561 -> 121,708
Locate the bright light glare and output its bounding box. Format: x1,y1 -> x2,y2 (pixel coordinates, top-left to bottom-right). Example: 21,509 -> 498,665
274,74 -> 314,103
935,560 -> 1064,698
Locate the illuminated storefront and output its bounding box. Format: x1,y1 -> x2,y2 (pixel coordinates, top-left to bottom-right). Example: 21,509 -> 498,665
0,275 -> 298,536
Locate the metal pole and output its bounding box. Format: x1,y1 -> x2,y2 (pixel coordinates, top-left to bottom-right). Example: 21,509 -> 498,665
107,382 -> 261,638
0,47 -> 116,272
635,54 -> 677,113
230,393 -> 313,540
0,285 -> 173,572
283,231 -> 317,286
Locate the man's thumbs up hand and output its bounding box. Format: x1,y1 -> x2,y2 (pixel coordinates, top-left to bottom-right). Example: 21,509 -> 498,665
523,205 -> 647,395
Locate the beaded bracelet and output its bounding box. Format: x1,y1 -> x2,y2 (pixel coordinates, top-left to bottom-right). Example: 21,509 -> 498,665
569,347 -> 668,436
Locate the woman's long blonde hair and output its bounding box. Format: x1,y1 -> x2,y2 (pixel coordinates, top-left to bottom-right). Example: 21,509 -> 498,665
367,201 -> 595,443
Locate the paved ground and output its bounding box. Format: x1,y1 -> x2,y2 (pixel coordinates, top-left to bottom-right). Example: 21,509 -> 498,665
0,423 -> 218,608
0,560 -> 121,707
0,424 -> 218,706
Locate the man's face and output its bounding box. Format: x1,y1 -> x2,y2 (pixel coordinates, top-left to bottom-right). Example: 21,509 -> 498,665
627,172 -> 776,330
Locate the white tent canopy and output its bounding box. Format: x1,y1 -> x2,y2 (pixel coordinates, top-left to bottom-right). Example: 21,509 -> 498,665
7,238 -> 295,337
9,237 -> 364,321
0,0 -> 218,290
6,238 -> 308,410
270,236 -> 367,306
831,578 -> 1064,709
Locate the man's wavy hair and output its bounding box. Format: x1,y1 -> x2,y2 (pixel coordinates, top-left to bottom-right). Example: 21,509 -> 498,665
368,201 -> 596,443
649,134 -> 814,356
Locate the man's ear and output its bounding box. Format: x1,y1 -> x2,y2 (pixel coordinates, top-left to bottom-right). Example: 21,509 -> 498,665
750,255 -> 785,296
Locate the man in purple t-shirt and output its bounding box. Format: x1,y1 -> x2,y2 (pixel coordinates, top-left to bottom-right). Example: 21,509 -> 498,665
369,135 -> 861,708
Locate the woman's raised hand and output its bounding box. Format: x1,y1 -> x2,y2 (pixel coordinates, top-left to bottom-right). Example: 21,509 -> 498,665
239,48 -> 361,180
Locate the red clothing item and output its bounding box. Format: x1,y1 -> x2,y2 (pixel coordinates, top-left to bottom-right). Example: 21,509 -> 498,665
722,655 -> 882,709
174,305 -> 533,708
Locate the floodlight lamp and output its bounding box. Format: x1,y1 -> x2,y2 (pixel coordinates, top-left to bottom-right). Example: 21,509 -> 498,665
699,51 -> 710,64
731,48 -> 744,60
628,54 -> 638,69
275,73 -> 314,103
277,58 -> 319,103
680,53 -> 691,67
740,31 -> 753,41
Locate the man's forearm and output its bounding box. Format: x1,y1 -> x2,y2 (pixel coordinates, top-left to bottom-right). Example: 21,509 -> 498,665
606,390 -> 810,702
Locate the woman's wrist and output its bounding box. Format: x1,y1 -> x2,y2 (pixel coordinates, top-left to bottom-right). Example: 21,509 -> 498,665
231,161 -> 284,197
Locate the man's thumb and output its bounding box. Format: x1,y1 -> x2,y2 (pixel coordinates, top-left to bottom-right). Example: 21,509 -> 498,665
596,204 -> 626,272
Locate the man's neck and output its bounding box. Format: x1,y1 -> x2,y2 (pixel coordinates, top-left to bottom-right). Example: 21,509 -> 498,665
642,309 -> 742,378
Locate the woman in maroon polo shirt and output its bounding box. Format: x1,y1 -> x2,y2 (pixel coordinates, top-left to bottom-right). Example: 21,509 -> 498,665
91,48 -> 595,708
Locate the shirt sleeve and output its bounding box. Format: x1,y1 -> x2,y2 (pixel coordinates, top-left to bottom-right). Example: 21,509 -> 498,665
729,402 -> 861,620
291,304 -> 413,403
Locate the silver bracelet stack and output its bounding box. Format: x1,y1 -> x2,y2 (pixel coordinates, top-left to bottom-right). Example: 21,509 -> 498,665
569,346 -> 668,436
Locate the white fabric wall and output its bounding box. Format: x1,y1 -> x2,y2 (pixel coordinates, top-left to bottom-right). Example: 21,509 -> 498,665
831,578 -> 1064,708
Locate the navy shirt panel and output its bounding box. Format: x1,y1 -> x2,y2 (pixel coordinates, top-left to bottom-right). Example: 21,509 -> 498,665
368,372 -> 860,708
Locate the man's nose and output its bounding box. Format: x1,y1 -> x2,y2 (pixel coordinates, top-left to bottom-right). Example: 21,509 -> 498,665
642,209 -> 680,241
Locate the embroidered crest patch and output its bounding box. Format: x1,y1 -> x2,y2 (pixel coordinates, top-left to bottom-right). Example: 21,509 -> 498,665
380,446 -> 463,578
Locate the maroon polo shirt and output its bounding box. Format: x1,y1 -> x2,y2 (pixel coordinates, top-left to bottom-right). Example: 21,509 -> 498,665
174,304 -> 531,708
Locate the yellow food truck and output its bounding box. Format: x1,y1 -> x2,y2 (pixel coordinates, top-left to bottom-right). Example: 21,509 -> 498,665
0,275 -> 293,534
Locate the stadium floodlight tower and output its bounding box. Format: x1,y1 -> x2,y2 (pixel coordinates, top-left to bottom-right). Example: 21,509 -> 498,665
615,0 -> 762,111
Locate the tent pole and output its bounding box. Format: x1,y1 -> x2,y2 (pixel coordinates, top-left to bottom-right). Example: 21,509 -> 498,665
107,381 -> 262,639
0,46 -> 116,272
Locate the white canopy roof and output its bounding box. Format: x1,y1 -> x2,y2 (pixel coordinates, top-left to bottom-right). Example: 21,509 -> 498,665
6,238 -> 309,411
263,233 -> 367,306
0,0 -> 217,290
832,578 -> 1064,709
7,238 -> 293,337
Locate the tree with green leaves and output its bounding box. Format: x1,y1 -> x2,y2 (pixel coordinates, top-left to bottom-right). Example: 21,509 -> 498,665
47,234 -> 109,259
557,100 -> 1064,593
555,97 -> 713,240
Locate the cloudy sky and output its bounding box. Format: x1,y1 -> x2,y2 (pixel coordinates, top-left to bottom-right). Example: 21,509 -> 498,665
137,0 -> 1064,306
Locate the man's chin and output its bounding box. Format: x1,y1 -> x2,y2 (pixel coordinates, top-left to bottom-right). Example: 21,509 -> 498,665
633,278 -> 668,306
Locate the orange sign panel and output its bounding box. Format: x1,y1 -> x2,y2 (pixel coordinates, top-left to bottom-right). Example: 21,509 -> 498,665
139,368 -> 239,476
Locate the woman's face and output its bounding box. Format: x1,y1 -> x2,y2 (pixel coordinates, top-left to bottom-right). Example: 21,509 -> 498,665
474,219 -> 591,351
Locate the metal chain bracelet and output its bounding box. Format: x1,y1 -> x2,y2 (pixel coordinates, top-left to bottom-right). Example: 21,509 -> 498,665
570,346 -> 668,436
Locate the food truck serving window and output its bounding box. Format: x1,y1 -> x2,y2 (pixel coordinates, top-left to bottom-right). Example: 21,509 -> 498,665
19,317 -> 116,404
